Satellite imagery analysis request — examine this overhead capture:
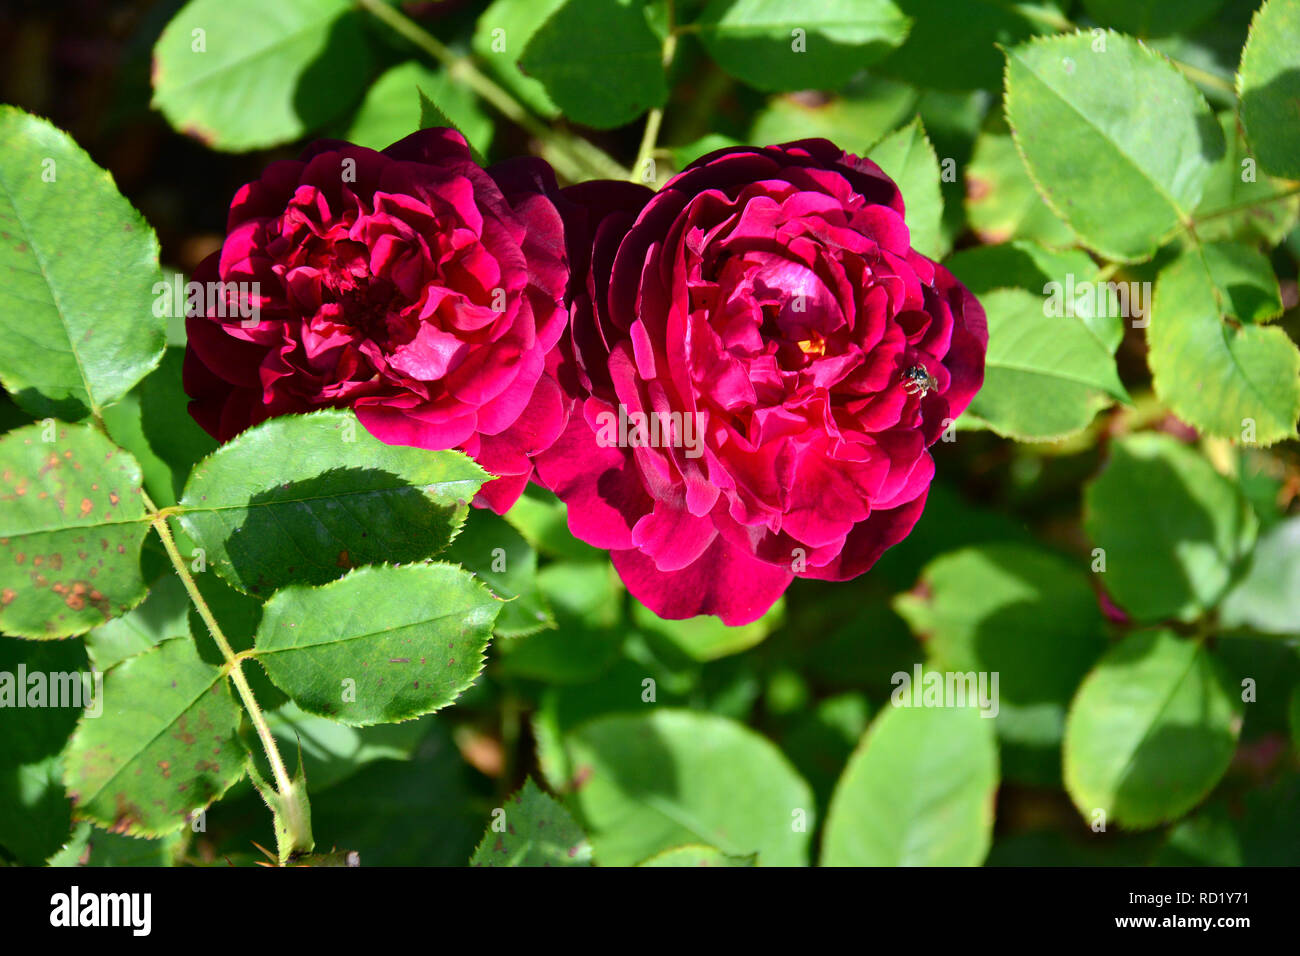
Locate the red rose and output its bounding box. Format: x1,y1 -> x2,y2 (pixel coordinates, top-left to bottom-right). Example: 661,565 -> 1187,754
537,140 -> 988,624
183,128 -> 569,512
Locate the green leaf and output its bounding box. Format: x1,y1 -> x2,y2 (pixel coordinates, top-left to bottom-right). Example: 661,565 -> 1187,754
749,77 -> 916,152
470,778 -> 592,866
0,107 -> 164,420
84,571 -> 190,671
0,422 -> 150,639
942,241 -> 1126,352
1154,804 -> 1243,867
99,350 -> 219,508
519,0 -> 667,130
1081,0 -> 1227,37
253,563 -> 499,726
63,636 -> 245,837
893,543 -> 1105,786
563,709 -> 814,866
444,509 -> 553,638
151,0 -> 372,151
965,120 -> 1076,248
48,822 -> 183,867
1063,629 -> 1242,829
960,288 -> 1130,441
638,844 -> 757,866
472,0 -> 565,119
669,134 -> 743,169
503,485 -> 602,561
631,595 -> 784,662
877,0 -> 1048,91
1147,249 -> 1300,446
1219,516 -> 1300,637
345,60 -> 493,159
296,722 -> 484,866
0,635 -> 87,864
1004,31 -> 1223,261
497,562 -> 623,683
264,703 -> 428,793
1238,0 -> 1300,179
1193,112 -> 1300,245
866,117 -> 945,259
1083,433 -> 1257,622
1198,241 -> 1283,324
821,700 -> 998,866
944,240 -> 1094,296
177,409 -> 488,596
693,0 -> 911,93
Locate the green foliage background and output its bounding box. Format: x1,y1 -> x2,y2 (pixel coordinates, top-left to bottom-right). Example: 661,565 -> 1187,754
0,0 -> 1298,867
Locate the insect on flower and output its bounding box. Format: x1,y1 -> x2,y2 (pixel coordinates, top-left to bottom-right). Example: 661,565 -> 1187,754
901,364 -> 938,398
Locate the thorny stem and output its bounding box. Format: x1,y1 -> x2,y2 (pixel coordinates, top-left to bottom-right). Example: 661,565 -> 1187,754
142,492 -> 298,820
354,0 -> 629,181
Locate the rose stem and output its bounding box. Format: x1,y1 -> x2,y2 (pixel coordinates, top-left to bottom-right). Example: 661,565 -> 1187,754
354,0 -> 630,182
145,493 -> 308,859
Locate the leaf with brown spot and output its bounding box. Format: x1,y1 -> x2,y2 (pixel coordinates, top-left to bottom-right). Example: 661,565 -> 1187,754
63,636 -> 245,838
0,422 -> 150,638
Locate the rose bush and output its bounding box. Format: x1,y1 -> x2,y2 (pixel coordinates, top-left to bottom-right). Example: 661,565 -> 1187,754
537,141 -> 988,625
183,128 -> 569,512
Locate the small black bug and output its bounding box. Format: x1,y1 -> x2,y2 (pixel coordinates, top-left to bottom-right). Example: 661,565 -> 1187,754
901,364 -> 938,398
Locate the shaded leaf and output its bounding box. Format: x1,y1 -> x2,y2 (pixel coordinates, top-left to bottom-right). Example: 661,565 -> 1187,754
177,410 -> 487,596
1083,433 -> 1257,622
151,0 -> 372,151
470,778 -> 592,866
821,700 -> 998,865
1063,630 -> 1241,829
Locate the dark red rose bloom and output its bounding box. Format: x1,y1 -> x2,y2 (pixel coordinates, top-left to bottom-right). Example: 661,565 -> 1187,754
536,140 -> 988,625
183,128 -> 570,512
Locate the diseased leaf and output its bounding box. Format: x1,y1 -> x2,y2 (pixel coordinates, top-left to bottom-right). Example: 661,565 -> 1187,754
63,636 -> 245,837
0,422 -> 150,639
470,778 -> 592,866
